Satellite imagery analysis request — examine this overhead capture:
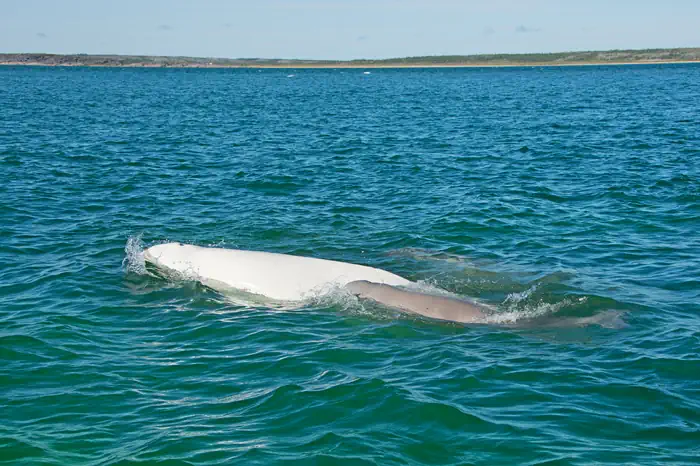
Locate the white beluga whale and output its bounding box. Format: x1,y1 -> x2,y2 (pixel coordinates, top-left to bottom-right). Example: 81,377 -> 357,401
143,243 -> 625,327
143,242 -> 411,301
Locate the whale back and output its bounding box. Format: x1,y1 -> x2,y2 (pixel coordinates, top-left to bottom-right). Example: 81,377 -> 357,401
144,243 -> 411,301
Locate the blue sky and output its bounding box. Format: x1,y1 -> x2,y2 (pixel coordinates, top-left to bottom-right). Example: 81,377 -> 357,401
2,0 -> 699,59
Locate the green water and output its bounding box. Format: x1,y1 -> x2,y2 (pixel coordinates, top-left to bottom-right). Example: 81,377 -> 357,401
1,65 -> 699,465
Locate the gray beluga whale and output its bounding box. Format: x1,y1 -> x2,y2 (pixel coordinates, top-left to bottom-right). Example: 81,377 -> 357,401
346,280 -> 625,328
346,280 -> 489,324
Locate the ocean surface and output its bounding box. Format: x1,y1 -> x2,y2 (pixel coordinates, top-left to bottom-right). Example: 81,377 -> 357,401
1,64 -> 699,465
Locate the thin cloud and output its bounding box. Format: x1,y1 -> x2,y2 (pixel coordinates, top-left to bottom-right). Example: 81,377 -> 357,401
516,25 -> 540,33
36,32 -> 47,38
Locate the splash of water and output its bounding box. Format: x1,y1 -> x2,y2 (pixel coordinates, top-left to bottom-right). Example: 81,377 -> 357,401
503,283 -> 539,305
487,298 -> 576,325
122,234 -> 147,275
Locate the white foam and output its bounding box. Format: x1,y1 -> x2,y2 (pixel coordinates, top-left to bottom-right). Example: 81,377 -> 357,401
503,283 -> 539,305
122,235 -> 147,275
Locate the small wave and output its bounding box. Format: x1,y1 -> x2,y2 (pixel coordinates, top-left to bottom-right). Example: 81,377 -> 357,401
491,281 -> 594,324
305,284 -> 366,311
388,247 -> 475,265
487,298 -> 578,325
503,283 -> 540,305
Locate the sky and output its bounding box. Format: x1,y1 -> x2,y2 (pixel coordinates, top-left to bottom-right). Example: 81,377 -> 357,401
2,0 -> 699,60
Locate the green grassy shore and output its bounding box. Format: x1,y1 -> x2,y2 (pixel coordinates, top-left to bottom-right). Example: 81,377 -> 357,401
2,48 -> 699,68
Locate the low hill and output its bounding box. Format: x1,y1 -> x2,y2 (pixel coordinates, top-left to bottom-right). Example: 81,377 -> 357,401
1,48 -> 699,68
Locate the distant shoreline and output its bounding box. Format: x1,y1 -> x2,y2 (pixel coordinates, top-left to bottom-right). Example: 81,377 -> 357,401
1,48 -> 699,69
6,61 -> 700,69
2,60 -> 700,69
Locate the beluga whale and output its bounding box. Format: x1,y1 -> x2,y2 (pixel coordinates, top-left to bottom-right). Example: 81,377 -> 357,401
143,242 -> 411,302
143,243 -> 624,327
344,280 -> 488,324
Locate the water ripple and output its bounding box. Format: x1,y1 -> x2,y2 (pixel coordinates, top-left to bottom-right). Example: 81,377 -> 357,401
1,64 -> 699,465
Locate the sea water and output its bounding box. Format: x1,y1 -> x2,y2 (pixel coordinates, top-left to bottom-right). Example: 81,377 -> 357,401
1,64 -> 699,464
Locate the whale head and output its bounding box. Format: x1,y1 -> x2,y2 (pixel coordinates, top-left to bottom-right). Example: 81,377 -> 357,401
143,242 -> 202,275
